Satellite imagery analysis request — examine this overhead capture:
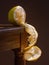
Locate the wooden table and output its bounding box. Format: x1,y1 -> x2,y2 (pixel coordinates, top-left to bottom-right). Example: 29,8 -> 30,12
0,24 -> 28,65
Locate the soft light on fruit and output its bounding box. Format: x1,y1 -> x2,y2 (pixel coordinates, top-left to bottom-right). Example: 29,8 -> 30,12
24,46 -> 42,61
8,6 -> 26,25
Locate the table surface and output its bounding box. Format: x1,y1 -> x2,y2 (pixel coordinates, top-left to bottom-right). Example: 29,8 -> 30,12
0,24 -> 28,51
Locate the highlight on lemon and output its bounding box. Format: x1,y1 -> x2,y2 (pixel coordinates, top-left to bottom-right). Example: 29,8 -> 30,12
23,46 -> 42,61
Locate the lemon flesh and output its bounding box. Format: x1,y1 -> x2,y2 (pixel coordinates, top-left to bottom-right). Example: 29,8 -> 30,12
8,6 -> 26,25
24,23 -> 38,46
24,46 -> 42,61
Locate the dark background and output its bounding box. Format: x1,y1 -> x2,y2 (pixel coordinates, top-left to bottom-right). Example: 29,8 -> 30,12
0,0 -> 49,65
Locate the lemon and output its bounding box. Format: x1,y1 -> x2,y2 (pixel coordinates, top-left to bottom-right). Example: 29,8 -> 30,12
24,23 -> 38,37
8,6 -> 26,25
24,46 -> 42,61
23,23 -> 38,46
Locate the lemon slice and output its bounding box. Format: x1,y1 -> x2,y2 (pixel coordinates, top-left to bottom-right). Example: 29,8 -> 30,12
24,23 -> 38,38
24,46 -> 42,61
8,6 -> 26,25
23,23 -> 38,46
28,35 -> 37,46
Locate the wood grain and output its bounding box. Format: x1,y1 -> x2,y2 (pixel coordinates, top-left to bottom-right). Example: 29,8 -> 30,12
0,26 -> 28,51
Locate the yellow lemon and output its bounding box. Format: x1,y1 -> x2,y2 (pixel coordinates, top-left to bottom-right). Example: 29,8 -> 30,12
8,6 -> 26,25
24,46 -> 42,61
